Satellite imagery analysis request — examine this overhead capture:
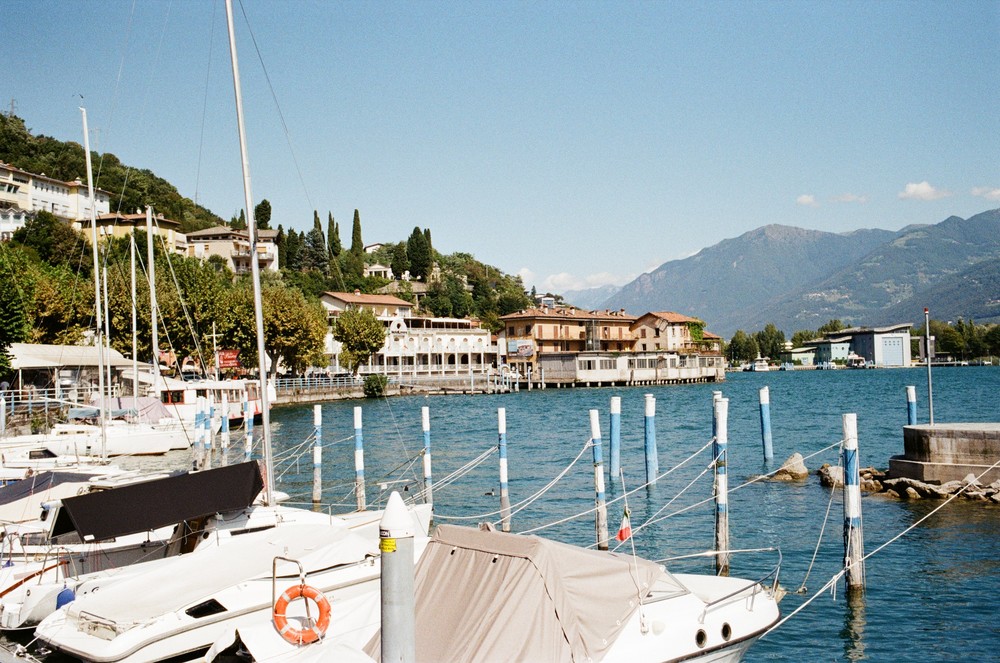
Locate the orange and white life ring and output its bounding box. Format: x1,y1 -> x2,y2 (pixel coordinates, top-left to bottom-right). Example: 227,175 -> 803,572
272,583 -> 331,645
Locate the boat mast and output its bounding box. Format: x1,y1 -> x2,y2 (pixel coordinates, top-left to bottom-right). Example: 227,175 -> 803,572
80,107 -> 108,459
146,207 -> 160,387
225,0 -> 275,505
131,232 -> 138,408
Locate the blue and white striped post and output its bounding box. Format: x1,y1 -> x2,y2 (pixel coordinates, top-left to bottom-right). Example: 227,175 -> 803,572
421,406 -> 433,505
590,409 -> 610,550
243,397 -> 253,462
203,395 -> 214,469
842,413 -> 865,590
312,405 -> 322,504
714,396 -> 730,576
354,406 -> 366,511
194,397 -> 206,470
905,386 -> 917,426
498,408 -> 511,532
759,386 -> 774,462
609,396 -> 622,483
1,397 -> 6,436
220,393 -> 230,451
644,394 -> 658,486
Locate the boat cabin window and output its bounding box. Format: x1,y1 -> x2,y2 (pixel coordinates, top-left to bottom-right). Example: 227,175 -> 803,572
162,390 -> 185,404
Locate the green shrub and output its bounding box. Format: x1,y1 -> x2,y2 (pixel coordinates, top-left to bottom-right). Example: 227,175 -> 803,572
363,374 -> 388,398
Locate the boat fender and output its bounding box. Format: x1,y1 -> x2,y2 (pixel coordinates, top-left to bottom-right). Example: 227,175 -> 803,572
56,585 -> 76,609
272,583 -> 331,645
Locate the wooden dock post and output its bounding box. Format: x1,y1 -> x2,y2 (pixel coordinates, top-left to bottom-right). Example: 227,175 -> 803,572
354,406 -> 367,511
220,393 -> 230,451
714,396 -> 730,576
498,408 -> 511,532
905,386 -> 917,425
609,396 -> 622,483
312,404 -> 322,504
842,413 -> 865,591
243,397 -> 253,462
590,409 -> 610,550
644,394 -> 658,485
421,406 -> 433,505
759,386 -> 774,461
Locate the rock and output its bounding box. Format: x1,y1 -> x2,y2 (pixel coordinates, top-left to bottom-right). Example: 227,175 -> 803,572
819,464 -> 844,488
886,489 -> 901,499
861,479 -> 882,493
990,493 -> 1000,504
772,453 -> 809,481
962,473 -> 981,488
905,487 -> 922,499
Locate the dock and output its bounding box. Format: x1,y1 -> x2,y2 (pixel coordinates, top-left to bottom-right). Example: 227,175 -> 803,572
889,423 -> 1000,485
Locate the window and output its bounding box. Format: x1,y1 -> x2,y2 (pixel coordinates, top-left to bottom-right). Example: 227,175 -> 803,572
579,359 -> 596,371
599,359 -> 615,370
641,329 -> 647,338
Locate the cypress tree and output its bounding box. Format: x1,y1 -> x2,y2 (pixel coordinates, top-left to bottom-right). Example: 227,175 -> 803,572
327,213 -> 340,259
254,199 -> 272,230
350,209 -> 363,255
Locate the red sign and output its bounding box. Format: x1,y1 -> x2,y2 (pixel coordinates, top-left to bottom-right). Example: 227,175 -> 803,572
218,349 -> 241,368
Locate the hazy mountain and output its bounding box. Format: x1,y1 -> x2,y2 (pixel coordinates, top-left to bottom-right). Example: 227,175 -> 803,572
603,209 -> 1000,337
561,284 -> 621,310
603,224 -> 897,335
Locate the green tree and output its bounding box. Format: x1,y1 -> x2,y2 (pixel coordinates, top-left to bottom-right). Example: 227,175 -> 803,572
983,325 -> 1000,357
752,323 -> 785,360
390,242 -> 409,278
231,209 -> 247,230
262,285 -> 328,376
333,307 -> 386,375
0,245 -> 33,374
327,213 -> 341,259
12,211 -> 91,275
254,199 -> 272,230
406,227 -> 432,280
791,329 -> 818,347
350,209 -> 363,255
726,330 -> 759,364
818,319 -> 845,335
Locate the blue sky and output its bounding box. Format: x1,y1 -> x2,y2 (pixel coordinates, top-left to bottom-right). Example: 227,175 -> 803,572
6,0 -> 999,293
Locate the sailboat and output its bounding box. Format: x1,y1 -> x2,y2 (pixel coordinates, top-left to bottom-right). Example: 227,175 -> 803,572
31,3 -> 432,660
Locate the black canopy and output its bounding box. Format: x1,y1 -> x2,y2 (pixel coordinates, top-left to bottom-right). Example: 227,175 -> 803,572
57,461 -> 264,541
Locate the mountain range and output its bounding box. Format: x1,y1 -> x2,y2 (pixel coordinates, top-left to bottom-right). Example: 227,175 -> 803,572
588,209 -> 1000,338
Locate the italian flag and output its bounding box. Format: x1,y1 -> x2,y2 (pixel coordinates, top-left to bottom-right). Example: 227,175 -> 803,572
615,507 -> 632,542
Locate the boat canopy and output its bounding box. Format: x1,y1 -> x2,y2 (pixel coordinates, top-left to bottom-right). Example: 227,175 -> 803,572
366,524 -> 677,662
56,461 -> 264,542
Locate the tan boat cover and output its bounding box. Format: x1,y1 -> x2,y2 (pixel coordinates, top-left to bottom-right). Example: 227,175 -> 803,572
366,524 -> 673,662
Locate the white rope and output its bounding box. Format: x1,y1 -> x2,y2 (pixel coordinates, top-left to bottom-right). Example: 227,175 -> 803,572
797,441 -> 844,592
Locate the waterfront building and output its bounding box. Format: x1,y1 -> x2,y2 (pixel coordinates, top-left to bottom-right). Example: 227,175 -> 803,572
87,211 -> 188,255
0,161 -> 111,238
186,226 -> 280,273
320,291 -> 497,377
798,323 -> 912,368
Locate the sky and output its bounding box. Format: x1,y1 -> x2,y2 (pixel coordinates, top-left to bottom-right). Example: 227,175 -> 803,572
5,0 -> 999,294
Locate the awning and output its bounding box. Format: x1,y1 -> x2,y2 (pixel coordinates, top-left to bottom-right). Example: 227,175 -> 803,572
56,461 -> 264,541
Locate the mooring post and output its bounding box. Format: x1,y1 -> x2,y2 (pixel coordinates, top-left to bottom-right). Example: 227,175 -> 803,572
380,491 -> 416,663
759,386 -> 774,462
905,385 -> 917,425
354,406 -> 366,511
194,397 -> 205,470
842,413 -> 865,591
609,396 -> 622,482
498,407 -> 512,532
527,366 -> 532,391
206,394 -> 215,450
590,409 -> 610,550
925,307 -> 934,425
644,394 -> 658,485
202,395 -> 213,470
243,397 -> 253,462
312,404 -> 322,505
421,406 -> 433,506
1,397 -> 6,436
714,396 -> 730,576
220,392 -> 230,450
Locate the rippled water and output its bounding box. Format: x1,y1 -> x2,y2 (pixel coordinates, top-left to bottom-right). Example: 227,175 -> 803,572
262,366 -> 1000,661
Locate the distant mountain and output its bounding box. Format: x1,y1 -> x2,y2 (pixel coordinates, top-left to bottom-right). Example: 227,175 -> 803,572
603,209 -> 1000,337
603,224 -> 897,335
562,284 -> 621,310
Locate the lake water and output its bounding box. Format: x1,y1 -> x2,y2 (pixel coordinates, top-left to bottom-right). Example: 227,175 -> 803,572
262,366 -> 1000,661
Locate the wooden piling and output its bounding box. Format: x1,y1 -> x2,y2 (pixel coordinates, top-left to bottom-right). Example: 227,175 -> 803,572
714,396 -> 730,576
644,394 -> 658,485
422,406 -> 433,506
498,408 -> 511,532
312,404 -> 322,504
759,386 -> 774,461
354,406 -> 366,511
842,413 -> 865,591
609,396 -> 622,482
590,409 -> 610,550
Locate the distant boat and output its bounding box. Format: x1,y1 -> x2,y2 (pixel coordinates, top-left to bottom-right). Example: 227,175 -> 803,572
750,357 -> 770,372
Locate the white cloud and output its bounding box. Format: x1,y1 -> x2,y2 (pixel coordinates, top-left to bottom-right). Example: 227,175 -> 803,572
831,193 -> 869,204
898,181 -> 951,201
796,194 -> 819,207
972,186 -> 1000,201
516,267 -> 536,287
517,269 -> 632,293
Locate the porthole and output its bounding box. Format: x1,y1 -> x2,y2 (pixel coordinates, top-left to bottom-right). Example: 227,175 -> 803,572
721,623 -> 732,641
695,629 -> 707,648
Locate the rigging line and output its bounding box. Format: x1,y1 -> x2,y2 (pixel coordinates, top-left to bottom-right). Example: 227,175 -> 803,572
153,225 -> 210,373
430,445 -> 497,491
374,392 -> 419,486
797,441 -> 844,593
193,0 -> 218,206
93,0 -> 136,187
236,0 -> 315,212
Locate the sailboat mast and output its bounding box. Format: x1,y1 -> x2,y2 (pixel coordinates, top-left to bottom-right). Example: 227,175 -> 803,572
131,233 -> 138,407
80,107 -> 108,459
146,207 -> 160,386
225,0 -> 275,505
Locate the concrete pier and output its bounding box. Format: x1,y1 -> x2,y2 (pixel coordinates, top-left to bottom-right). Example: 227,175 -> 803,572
889,423 -> 1000,485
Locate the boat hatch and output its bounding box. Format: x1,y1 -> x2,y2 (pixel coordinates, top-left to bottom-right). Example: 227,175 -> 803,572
186,599 -> 227,619
78,611 -> 125,641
